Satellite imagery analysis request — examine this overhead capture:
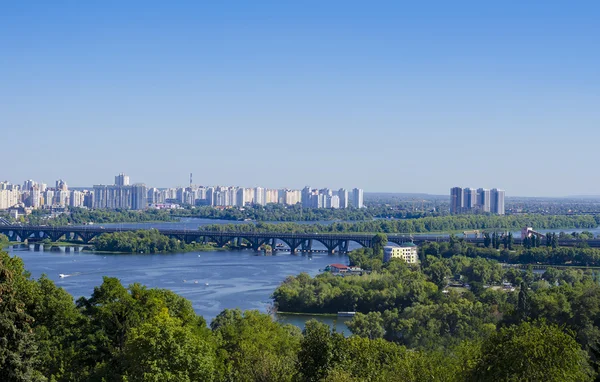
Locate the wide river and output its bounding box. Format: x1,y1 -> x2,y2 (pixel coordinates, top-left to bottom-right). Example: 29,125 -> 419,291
6,242 -> 352,334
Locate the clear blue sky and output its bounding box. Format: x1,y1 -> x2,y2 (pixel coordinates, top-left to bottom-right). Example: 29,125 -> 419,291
1,1 -> 598,196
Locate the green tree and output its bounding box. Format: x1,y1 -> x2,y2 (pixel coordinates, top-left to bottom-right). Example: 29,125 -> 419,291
211,309 -> 301,382
347,312 -> 385,340
469,321 -> 595,381
517,282 -> 531,321
123,308 -> 216,382
298,320 -> 344,382
423,258 -> 451,289
0,252 -> 44,382
372,233 -> 388,257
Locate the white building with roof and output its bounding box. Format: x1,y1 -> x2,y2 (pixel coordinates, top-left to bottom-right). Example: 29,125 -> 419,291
384,243 -> 418,264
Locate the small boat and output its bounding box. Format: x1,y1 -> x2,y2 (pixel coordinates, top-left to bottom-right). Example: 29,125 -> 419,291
197,255 -> 201,258
183,280 -> 187,283
337,311 -> 356,317
194,280 -> 199,284
205,282 -> 209,286
59,274 -> 69,278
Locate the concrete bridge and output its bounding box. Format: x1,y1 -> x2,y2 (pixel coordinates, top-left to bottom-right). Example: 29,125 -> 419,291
1,225 -> 599,253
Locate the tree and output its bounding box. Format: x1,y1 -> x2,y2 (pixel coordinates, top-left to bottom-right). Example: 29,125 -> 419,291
0,252 -> 44,382
123,308 -> 216,382
517,282 -> 531,321
469,321 -> 595,381
483,232 -> 491,248
211,309 -> 301,382
347,312 -> 385,340
298,320 -> 343,382
507,232 -> 514,250
551,233 -> 559,249
423,258 -> 451,289
372,233 -> 388,257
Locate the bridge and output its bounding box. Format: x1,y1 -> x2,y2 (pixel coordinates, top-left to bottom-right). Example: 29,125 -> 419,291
1,225 -> 599,253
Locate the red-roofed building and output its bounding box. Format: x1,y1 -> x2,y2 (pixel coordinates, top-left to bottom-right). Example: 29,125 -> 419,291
328,264 -> 349,274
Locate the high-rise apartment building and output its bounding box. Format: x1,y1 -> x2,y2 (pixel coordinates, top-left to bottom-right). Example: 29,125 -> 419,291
254,187 -> 265,206
451,186 -> 505,215
450,187 -> 463,214
93,174 -> 147,210
131,184 -> 148,210
491,189 -> 505,215
477,188 -> 491,213
338,188 -> 348,209
0,189 -> 19,210
463,188 -> 477,210
352,188 -> 364,208
115,173 -> 130,186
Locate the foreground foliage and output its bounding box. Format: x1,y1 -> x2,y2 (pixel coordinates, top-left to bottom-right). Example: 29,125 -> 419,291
0,250 -> 596,381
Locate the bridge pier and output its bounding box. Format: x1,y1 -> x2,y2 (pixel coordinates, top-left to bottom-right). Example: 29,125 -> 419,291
339,240 -> 350,254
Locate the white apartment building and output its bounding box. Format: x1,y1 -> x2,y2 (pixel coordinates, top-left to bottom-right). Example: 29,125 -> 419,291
0,189 -> 19,210
384,243 -> 419,264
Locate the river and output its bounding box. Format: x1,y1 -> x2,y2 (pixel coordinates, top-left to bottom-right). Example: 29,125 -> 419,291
6,243 -> 352,335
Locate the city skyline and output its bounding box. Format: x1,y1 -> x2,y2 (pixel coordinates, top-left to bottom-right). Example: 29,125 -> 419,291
0,173 -> 365,211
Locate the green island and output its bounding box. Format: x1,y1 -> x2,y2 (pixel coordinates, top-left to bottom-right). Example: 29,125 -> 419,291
93,229 -> 221,253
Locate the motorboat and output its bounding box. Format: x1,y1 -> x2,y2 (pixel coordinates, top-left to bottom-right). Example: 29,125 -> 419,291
59,274 -> 69,278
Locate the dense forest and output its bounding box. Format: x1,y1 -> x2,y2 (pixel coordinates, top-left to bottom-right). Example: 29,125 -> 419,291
0,250 -> 595,381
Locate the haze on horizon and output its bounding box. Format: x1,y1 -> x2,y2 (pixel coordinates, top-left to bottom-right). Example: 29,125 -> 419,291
1,2 -> 598,197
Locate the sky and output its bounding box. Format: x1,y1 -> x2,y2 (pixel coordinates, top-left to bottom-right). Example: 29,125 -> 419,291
1,1 -> 599,196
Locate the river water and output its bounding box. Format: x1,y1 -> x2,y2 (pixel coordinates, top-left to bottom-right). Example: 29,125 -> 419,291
6,243 -> 352,334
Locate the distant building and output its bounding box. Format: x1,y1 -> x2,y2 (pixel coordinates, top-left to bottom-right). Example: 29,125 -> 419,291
327,263 -> 349,274
384,243 -> 418,264
352,188 -> 364,208
451,186 -> 505,215
477,188 -> 491,213
115,173 -> 130,186
463,188 -> 477,211
450,187 -> 463,214
254,187 -> 265,206
0,189 -> 19,210
93,174 -> 147,210
491,188 -> 505,215
338,188 -> 348,208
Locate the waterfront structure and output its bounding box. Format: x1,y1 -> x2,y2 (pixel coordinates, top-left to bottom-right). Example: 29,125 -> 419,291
450,186 -> 505,215
384,244 -> 418,264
